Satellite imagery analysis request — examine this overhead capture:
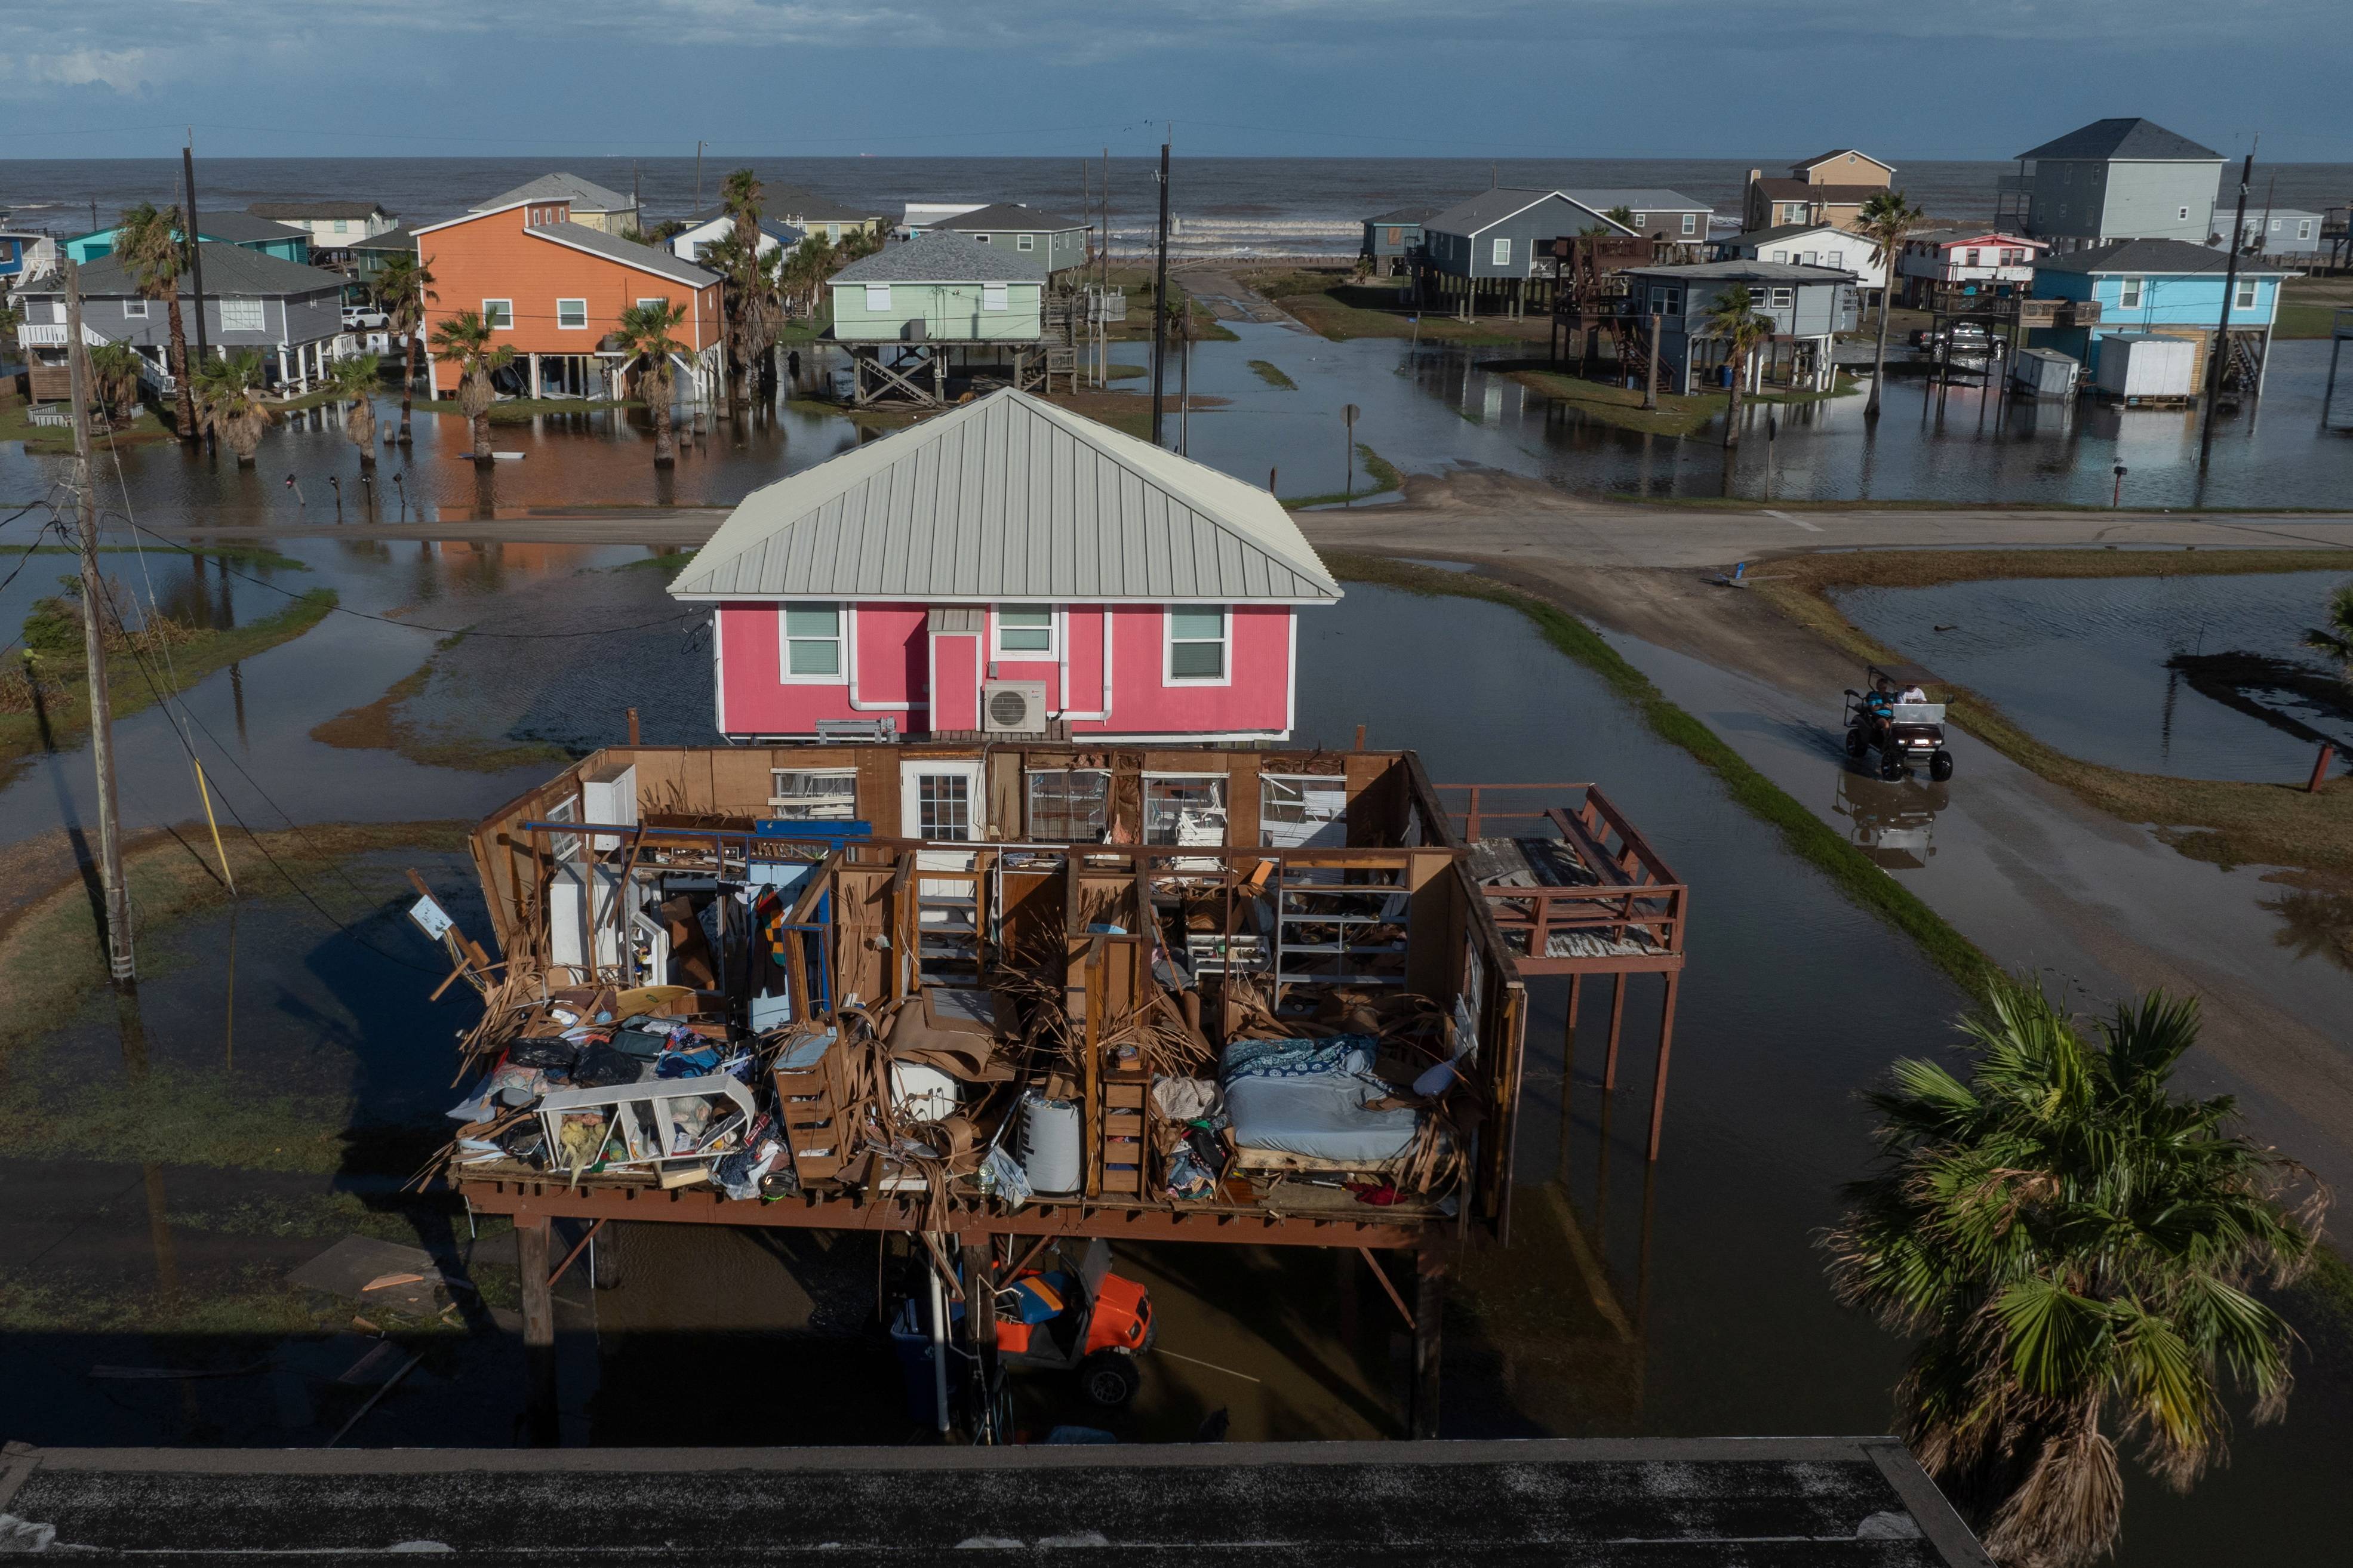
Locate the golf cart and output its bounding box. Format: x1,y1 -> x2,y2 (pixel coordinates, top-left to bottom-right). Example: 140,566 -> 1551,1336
1844,662 -> 1954,783
992,1237 -> 1156,1407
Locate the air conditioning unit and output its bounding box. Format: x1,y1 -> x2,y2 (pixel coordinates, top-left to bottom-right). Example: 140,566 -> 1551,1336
982,680 -> 1047,735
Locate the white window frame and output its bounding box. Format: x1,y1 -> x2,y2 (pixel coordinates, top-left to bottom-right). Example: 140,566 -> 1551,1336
218,297 -> 264,332
2298,218 -> 2314,241
864,283 -> 892,312
1770,249 -> 1787,263
1828,249 -> 1845,268
1631,214 -> 1647,230
1142,773 -> 1229,848
636,296 -> 668,315
2177,206 -> 2190,221
1769,287 -> 1794,309
1163,606 -> 1231,686
122,299 -> 148,318
778,601 -> 848,685
482,298 -> 513,329
1025,768 -> 1111,843
767,768 -> 858,820
333,219 -> 349,235
2235,278 -> 2258,310
555,298 -> 588,329
1016,233 -> 1035,252
982,283 -> 1010,312
1681,212 -> 1697,235
992,604 -> 1057,660
2117,277 -> 2144,310
1491,236 -> 1511,266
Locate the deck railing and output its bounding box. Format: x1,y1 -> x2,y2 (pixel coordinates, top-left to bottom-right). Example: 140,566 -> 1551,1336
1435,783 -> 1688,971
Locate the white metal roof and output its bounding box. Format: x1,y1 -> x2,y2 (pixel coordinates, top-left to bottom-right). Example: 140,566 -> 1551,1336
667,389 -> 1342,605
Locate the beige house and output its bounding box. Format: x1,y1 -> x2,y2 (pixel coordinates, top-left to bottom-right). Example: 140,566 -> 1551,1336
1742,148 -> 1896,233
469,173 -> 639,237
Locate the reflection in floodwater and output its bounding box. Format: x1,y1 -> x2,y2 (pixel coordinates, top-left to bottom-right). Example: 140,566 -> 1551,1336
1834,772 -> 1950,871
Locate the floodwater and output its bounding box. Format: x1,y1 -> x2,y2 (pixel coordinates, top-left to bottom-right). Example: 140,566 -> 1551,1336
5,565 -> 2350,1564
1833,571 -> 2353,783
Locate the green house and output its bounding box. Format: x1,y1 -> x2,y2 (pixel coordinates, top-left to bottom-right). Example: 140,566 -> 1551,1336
66,210 -> 310,266
828,232 -> 1046,343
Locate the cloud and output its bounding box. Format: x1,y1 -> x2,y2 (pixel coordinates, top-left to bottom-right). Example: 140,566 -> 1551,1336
1,47 -> 157,93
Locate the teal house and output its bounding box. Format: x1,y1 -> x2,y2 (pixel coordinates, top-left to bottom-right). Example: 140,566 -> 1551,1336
2028,237 -> 2293,390
829,232 -> 1046,343
66,210 -> 310,266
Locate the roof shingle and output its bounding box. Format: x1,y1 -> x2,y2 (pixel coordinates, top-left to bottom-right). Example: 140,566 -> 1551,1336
2016,118 -> 2222,163
831,231 -> 1047,284
473,172 -> 634,214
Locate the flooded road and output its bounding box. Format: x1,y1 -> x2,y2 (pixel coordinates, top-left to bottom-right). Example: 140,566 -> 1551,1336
6,565 -> 2350,1564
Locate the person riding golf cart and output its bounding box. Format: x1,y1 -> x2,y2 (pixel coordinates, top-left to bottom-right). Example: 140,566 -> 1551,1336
1844,663 -> 1954,783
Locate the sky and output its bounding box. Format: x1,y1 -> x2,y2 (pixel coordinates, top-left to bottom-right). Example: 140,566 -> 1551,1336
0,0 -> 2347,164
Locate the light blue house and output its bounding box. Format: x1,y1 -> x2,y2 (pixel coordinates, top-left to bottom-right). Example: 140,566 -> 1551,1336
64,210 -> 310,266
2028,236 -> 2293,393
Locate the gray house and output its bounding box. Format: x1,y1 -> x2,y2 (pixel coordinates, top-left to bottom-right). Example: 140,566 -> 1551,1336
1418,188 -> 1632,317
1999,119 -> 2224,253
2211,204 -> 2325,260
13,241 -> 350,400
1360,204 -> 1438,275
1560,189 -> 1712,255
1619,260 -> 1858,395
933,203 -> 1088,276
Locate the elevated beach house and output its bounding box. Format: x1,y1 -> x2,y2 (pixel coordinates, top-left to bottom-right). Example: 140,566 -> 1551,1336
1894,228 -> 2046,307
1997,119 -> 2224,253
1359,204 -> 1438,276
930,204 -> 1090,278
826,232 -> 1048,404
2211,204 -> 2325,261
665,387 -> 1341,743
64,210 -> 309,266
1715,220 -> 1887,306
670,206 -> 805,266
469,173 -> 639,238
774,192 -> 890,247
1561,189 -> 1714,257
1618,259 -> 1858,396
1740,149 -> 1894,233
13,242 -> 348,400
1417,189 -> 1634,318
247,200 -> 400,263
2026,236 -> 2291,394
413,192 -> 721,401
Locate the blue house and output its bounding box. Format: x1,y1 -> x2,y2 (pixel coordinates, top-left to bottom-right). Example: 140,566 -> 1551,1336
2028,236 -> 2293,394
1360,204 -> 1438,276
65,210 -> 310,266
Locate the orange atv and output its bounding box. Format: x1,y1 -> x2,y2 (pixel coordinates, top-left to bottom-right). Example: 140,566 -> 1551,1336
994,1238 -> 1156,1406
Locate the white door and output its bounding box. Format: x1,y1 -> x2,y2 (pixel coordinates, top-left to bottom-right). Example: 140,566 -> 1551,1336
900,760 -> 985,982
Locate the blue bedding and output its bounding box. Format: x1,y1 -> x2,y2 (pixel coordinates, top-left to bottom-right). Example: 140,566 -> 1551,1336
1220,1036 -> 1419,1164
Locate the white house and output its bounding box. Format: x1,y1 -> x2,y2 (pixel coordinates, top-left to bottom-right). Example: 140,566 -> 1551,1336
669,207 -> 806,266
1717,221 -> 1887,304
1895,228 -> 2047,307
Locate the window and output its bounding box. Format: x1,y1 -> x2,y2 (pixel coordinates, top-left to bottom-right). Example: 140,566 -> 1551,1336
768,769 -> 857,820
1828,249 -> 1845,268
2269,218 -> 2281,232
1770,249 -> 1787,263
973,233 -> 990,244
1798,251 -> 1817,266
982,283 -> 1010,312
1260,774 -> 1347,849
333,219 -> 349,235
1769,287 -> 1794,308
2118,277 -> 2144,309
2177,207 -> 2190,221
1681,212 -> 1698,235
782,602 -> 844,679
1016,233 -> 1035,251
636,297 -> 668,315
2235,278 -> 2258,310
1143,775 -> 1228,847
1386,226 -> 1402,245
916,773 -> 973,842
1165,607 -> 1228,683
1491,237 -> 1511,266
1631,214 -> 1647,230
826,224 -> 842,243
482,298 -> 513,329
864,284 -> 891,312
556,298 -> 588,329
1648,285 -> 1681,316
2299,218 -> 2314,241
122,300 -> 147,318
993,605 -> 1054,658
219,298 -> 264,331
1963,248 -> 1979,267
1026,769 -> 1109,842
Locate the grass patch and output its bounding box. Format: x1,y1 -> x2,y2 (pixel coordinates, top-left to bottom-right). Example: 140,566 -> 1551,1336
2276,275 -> 2353,339
25,542 -> 310,570
3,587 -> 336,771
1102,266 -> 1239,342
1284,443 -> 1404,510
785,398 -> 924,432
1241,266 -> 1528,346
1503,366 -> 1723,437
1106,362 -> 1147,381
411,396 -> 636,423
1751,549 -> 2353,879
1248,359 -> 1299,390
1324,551 -> 1997,995
0,392 -> 173,451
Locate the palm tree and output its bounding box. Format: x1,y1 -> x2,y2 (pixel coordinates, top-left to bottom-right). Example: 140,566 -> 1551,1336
371,251 -> 436,445
429,310 -> 514,464
192,350 -> 273,464
716,168 -> 768,412
2304,584 -> 2353,679
328,353 -> 380,470
1857,189 -> 1925,418
1700,284 -> 1774,446
113,202 -> 198,440
87,342 -> 144,427
1826,975 -> 2325,1568
613,299 -> 690,467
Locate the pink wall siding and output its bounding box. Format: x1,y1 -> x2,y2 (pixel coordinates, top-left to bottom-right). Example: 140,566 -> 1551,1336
713,600 -> 1297,739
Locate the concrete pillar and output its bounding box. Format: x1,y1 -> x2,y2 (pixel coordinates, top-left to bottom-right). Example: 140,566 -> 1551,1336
517,1215 -> 558,1446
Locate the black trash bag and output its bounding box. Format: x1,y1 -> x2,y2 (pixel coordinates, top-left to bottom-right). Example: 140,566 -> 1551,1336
613,1026 -> 670,1061
571,1042 -> 639,1088
508,1037 -> 579,1070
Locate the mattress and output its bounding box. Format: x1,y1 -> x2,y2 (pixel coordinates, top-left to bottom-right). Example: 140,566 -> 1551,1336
1220,1036 -> 1420,1166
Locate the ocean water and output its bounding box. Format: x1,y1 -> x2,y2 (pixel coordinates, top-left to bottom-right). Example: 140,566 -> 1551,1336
7,155 -> 2351,260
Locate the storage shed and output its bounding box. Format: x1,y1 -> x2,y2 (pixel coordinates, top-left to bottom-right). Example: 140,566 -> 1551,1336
2091,332 -> 2197,403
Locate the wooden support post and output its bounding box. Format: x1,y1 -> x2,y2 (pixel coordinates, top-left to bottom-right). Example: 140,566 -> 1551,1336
1408,1239 -> 1446,1438
1646,972 -> 1680,1160
1563,972 -> 1583,1081
516,1214 -> 558,1446
1644,318 -> 1660,410
2310,743 -> 2337,794
1601,972 -> 1627,1090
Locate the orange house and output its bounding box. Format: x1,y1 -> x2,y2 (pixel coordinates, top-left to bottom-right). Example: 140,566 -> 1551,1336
410,196 -> 724,402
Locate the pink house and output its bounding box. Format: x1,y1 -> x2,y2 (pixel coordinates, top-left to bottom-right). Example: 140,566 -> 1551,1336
1895,227 -> 2047,306
668,389 -> 1343,743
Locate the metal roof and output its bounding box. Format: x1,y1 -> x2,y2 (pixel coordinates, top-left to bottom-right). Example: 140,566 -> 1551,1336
2032,237 -> 2294,276
936,202 -> 1086,233
472,172 -> 634,213
1366,204 -> 1441,224
1622,260 -> 1857,282
22,241 -> 343,298
1724,221 -> 1855,248
668,389 -> 1342,605
1559,189 -> 1712,214
2015,118 -> 2222,163
831,230 -> 1047,284
249,200 -> 392,221
186,211 -> 309,245
522,221 -> 718,286
1423,188 -> 1625,238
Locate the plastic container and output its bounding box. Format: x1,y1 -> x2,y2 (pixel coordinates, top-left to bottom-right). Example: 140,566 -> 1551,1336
1019,1093 -> 1084,1195
890,1062 -> 961,1123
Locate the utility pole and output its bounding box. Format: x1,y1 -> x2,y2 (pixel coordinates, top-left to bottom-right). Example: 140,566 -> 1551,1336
695,141 -> 707,211
2200,152 -> 2254,468
1150,137 -> 1171,447
63,260 -> 135,985
183,143 -> 210,366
